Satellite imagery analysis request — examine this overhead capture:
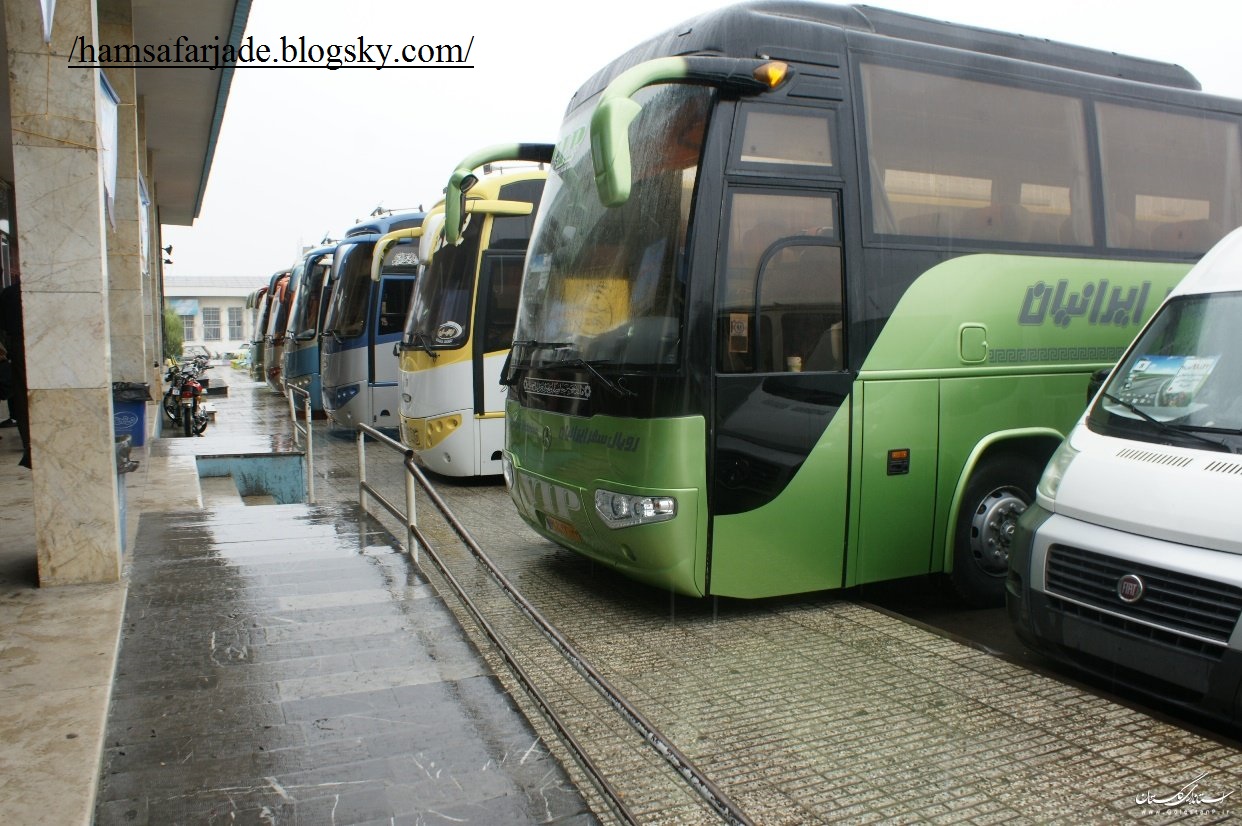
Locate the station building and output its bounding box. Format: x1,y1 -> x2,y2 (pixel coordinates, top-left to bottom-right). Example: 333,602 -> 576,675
1,1 -> 251,584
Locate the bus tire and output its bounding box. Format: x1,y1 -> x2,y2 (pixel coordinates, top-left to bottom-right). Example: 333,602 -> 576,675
950,454 -> 1039,608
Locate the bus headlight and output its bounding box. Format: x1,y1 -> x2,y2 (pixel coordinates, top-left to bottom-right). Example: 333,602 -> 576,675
501,452 -> 514,490
1036,439 -> 1079,507
594,489 -> 676,529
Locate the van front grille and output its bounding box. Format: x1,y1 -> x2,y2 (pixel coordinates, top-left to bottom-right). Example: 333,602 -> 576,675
1045,545 -> 1242,646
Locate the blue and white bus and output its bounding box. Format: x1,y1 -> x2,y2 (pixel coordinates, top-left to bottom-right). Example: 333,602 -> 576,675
281,244 -> 335,414
320,210 -> 425,430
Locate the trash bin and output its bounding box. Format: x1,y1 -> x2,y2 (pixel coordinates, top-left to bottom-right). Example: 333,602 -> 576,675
112,381 -> 152,447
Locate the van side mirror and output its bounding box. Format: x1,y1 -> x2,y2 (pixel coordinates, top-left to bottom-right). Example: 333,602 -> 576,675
1087,367 -> 1111,404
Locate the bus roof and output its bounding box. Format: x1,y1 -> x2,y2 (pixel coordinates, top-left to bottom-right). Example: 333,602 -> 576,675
569,1 -> 1200,109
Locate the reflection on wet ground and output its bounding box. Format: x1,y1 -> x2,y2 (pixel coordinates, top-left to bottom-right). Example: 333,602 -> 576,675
95,498 -> 593,824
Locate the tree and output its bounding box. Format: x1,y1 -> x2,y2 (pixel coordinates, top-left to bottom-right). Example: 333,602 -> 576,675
162,306 -> 184,362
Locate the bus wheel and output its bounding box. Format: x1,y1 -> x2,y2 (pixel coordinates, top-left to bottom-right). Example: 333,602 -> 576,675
951,455 -> 1037,608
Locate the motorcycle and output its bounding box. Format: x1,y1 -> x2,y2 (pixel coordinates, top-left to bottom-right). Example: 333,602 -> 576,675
163,356 -> 211,436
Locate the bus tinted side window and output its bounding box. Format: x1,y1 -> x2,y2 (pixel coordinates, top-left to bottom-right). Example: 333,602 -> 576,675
377,278 -> 413,336
479,256 -> 524,353
1096,102 -> 1242,254
718,192 -> 842,374
861,63 -> 1092,247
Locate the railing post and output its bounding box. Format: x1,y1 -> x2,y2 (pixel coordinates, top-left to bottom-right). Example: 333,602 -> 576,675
405,467 -> 418,563
303,393 -> 315,504
287,387 -> 299,444
357,427 -> 367,513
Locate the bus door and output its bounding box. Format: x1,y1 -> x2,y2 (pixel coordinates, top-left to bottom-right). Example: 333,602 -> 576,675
472,249 -> 524,416
369,273 -> 415,420
709,189 -> 853,598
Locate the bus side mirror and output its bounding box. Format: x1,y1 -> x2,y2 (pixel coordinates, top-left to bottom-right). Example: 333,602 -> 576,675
591,96 -> 642,208
1087,367 -> 1111,403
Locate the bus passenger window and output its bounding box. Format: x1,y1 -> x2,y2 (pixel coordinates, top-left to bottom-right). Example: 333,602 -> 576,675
861,63 -> 1091,247
1097,102 -> 1240,254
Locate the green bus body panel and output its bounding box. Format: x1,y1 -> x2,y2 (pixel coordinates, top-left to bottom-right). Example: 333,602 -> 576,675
508,256 -> 1191,599
506,403 -> 708,595
860,255 -> 1191,374
930,373 -> 1086,570
854,379 -> 940,585
709,409 -> 850,598
855,254 -> 1189,579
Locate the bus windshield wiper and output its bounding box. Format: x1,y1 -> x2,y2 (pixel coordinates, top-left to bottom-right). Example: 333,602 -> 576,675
499,339 -> 569,387
558,358 -> 636,398
409,331 -> 439,360
1101,392 -> 1235,453
511,339 -> 572,354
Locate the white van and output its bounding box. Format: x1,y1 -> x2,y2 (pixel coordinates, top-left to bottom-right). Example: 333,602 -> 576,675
1008,226 -> 1242,724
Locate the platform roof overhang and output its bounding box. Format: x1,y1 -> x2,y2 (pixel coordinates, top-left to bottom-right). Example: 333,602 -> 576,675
132,0 -> 252,225
0,0 -> 251,227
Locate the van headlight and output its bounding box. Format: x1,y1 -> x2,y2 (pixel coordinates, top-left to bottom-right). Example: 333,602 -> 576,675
1036,439 -> 1079,507
594,489 -> 676,529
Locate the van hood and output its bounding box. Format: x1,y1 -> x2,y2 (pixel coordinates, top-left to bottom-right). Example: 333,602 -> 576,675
1055,426 -> 1242,555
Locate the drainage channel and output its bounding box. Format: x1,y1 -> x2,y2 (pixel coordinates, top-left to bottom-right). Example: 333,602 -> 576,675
355,424 -> 753,826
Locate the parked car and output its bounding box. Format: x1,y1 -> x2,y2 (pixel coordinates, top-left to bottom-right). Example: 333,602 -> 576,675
1008,226 -> 1242,726
181,345 -> 218,363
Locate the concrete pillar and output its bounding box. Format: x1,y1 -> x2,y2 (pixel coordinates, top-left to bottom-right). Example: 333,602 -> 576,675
6,0 -> 122,585
99,0 -> 147,388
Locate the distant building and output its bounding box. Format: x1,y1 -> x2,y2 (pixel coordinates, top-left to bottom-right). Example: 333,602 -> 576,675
165,276 -> 269,357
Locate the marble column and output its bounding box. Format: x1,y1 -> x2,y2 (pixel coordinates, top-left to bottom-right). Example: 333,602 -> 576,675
6,0 -> 123,585
100,0 -> 148,390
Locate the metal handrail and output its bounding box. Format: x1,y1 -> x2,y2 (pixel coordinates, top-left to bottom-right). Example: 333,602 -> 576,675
286,384 -> 315,504
355,422 -> 751,826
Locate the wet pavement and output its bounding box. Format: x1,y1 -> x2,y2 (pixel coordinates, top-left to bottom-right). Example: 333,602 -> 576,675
4,369 -> 1241,825
91,376 -> 594,825
95,504 -> 590,824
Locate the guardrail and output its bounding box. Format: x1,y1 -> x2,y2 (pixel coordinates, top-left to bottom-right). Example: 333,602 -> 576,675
286,384 -> 315,504
354,422 -> 752,826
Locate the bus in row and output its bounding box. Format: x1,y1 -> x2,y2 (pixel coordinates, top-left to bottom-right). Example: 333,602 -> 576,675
392,150 -> 549,477
320,210 -> 425,430
499,1 -> 1242,606
281,243 -> 335,414
261,268 -> 294,394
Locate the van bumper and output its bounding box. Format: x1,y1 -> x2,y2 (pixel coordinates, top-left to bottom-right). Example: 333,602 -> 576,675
1007,505 -> 1242,725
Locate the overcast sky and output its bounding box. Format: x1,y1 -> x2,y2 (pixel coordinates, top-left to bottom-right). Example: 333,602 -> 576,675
162,0 -> 1242,280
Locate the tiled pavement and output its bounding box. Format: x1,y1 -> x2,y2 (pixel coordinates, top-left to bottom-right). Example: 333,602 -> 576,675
3,371 -> 1241,825
90,377 -> 593,824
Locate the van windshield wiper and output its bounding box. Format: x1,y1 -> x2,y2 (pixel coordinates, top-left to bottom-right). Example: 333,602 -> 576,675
1101,392 -> 1235,453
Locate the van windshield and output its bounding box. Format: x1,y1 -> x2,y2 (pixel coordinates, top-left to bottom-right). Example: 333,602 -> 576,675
1089,292 -> 1242,452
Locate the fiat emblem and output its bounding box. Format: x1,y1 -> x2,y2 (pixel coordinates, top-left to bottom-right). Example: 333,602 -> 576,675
1117,574 -> 1145,604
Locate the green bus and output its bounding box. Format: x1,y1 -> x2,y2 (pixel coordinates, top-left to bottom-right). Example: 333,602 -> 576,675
492,1 -> 1242,605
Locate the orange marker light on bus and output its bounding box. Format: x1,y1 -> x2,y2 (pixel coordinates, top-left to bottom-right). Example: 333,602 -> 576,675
754,61 -> 789,89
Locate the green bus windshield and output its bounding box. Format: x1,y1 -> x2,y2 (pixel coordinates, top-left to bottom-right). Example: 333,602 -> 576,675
512,84 -> 714,371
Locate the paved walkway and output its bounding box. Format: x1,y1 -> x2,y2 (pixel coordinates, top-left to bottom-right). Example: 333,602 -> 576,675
2,370 -> 1241,825
95,500 -> 590,824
